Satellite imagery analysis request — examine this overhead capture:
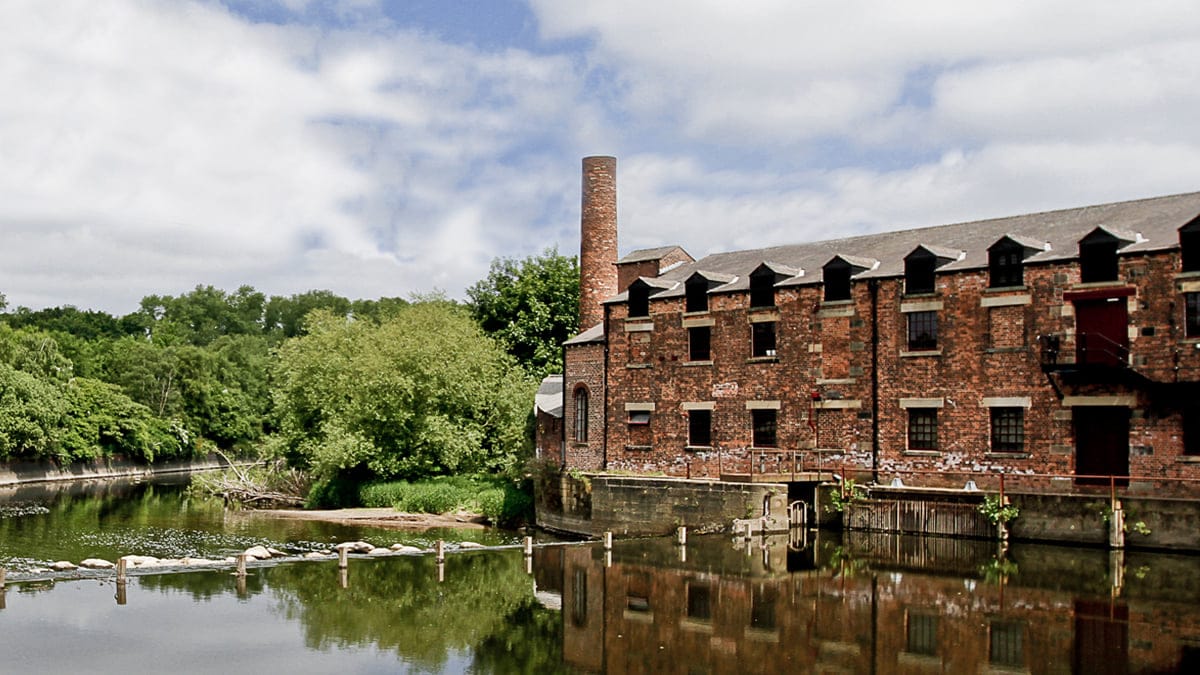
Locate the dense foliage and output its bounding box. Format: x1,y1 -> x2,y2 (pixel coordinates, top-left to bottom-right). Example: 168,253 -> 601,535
2,253 -> 565,505
467,247 -> 579,377
359,475 -> 534,525
273,302 -> 534,502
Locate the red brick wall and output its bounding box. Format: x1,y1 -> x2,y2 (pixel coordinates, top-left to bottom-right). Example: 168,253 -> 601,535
589,248 -> 1200,484
580,156 -> 618,331
564,341 -> 606,470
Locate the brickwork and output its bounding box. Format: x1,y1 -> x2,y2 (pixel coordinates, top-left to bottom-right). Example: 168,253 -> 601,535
558,156 -> 1200,493
579,156 -> 618,331
564,341 -> 606,470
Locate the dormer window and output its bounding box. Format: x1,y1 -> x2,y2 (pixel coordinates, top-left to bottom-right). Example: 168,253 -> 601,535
749,266 -> 776,308
1079,230 -> 1121,283
904,250 -> 937,295
988,239 -> 1025,288
685,274 -> 710,313
1180,216 -> 1200,272
627,280 -> 650,317
823,259 -> 852,302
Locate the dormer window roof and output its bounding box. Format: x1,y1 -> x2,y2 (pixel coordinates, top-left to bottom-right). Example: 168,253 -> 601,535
904,246 -> 960,295
1079,227 -> 1138,283
822,255 -> 876,302
1180,215 -> 1200,272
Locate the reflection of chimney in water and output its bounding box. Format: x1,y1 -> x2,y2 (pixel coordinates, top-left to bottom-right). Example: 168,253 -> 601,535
579,156 -> 618,331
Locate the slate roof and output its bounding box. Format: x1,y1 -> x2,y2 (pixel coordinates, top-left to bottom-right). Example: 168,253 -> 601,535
617,245 -> 690,264
534,374 -> 563,418
609,191 -> 1200,301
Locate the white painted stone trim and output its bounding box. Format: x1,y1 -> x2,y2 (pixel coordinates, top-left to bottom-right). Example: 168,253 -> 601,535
900,300 -> 943,313
681,401 -> 716,411
899,397 -> 944,409
980,397 -> 1032,408
980,294 -> 1032,308
681,316 -> 716,327
624,402 -> 656,412
745,400 -> 782,410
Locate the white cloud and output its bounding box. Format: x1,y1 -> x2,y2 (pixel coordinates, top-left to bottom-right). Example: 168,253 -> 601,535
0,0 -> 586,313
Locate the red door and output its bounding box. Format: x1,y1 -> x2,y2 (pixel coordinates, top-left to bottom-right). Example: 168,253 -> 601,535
1075,298 -> 1128,367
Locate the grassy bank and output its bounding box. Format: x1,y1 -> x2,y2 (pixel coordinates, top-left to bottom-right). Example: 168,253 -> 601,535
359,475 -> 532,527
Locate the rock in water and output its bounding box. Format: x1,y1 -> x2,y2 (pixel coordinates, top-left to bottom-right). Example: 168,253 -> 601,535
243,545 -> 272,560
458,542 -> 485,549
121,555 -> 160,567
335,541 -> 375,553
49,561 -> 78,571
390,544 -> 422,554
79,559 -> 115,570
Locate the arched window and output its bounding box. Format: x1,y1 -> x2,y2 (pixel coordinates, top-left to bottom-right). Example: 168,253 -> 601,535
573,387 -> 589,443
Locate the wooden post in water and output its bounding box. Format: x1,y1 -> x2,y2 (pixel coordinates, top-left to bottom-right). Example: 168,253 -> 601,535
523,536 -> 533,556
603,532 -> 613,550
437,561 -> 445,583
339,567 -> 349,590
338,547 -> 349,569
236,554 -> 248,577
435,540 -> 445,563
116,558 -> 128,584
676,526 -> 687,546
0,566 -> 6,588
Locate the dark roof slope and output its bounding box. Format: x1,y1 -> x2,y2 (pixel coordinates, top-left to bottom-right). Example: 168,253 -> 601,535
621,191 -> 1200,300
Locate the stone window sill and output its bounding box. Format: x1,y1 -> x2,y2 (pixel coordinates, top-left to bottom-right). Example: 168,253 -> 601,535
682,360 -> 713,367
900,349 -> 942,358
903,450 -> 940,457
1177,455 -> 1200,463
625,363 -> 653,369
625,445 -> 652,451
747,356 -> 779,364
985,452 -> 1030,460
685,445 -> 712,452
571,442 -> 590,448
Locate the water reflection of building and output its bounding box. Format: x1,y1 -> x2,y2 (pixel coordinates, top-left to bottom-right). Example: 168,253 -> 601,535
538,534 -> 1200,674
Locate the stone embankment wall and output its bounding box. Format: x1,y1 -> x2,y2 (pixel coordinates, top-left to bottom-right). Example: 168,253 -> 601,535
1009,492 -> 1200,551
536,473 -> 786,537
0,455 -> 240,487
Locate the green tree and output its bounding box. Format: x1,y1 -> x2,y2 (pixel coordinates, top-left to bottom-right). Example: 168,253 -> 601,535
263,290 -> 353,339
467,247 -> 579,377
0,363 -> 66,459
272,302 -> 534,488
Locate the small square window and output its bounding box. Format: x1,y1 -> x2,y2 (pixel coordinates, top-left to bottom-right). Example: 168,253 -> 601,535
991,408 -> 1024,453
689,326 -> 711,361
908,409 -> 938,451
688,409 -> 712,447
906,612 -> 938,656
989,241 -> 1025,288
686,276 -> 710,313
752,409 -> 777,448
1186,293 -> 1200,338
907,311 -> 938,351
628,410 -> 650,425
752,322 -> 777,357
989,620 -> 1024,667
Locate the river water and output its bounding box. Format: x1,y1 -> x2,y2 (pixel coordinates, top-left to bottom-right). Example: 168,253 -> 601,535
1,477 -> 1198,673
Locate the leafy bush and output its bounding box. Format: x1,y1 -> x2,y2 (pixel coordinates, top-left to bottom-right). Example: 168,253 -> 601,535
360,475 -> 533,526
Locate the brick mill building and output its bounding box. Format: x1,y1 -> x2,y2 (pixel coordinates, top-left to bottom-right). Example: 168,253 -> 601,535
542,156 -> 1200,495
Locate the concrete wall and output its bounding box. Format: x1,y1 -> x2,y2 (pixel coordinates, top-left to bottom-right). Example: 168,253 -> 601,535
0,455 -> 237,487
536,472 -> 786,537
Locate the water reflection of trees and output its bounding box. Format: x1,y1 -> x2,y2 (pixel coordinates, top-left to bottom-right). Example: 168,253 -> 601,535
141,552 -> 566,671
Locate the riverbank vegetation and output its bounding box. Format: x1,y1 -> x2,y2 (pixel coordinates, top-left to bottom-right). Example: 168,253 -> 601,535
0,249 -> 577,521
359,475 -> 533,526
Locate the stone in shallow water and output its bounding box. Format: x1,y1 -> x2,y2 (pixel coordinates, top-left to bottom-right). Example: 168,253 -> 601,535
49,561 -> 78,571
335,541 -> 375,553
368,548 -> 391,556
390,544 -> 421,554
458,542 -> 485,549
121,555 -> 160,567
243,545 -> 272,560
267,547 -> 286,558
181,557 -> 220,566
79,558 -> 114,570
303,552 -> 327,559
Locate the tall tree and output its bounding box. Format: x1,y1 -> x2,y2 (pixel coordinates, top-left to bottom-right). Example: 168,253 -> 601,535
272,302 -> 534,485
467,248 -> 579,377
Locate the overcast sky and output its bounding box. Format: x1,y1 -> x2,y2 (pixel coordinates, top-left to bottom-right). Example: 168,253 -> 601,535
3,0 -> 1200,314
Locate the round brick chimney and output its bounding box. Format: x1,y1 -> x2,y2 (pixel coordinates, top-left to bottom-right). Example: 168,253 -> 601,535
580,156 -> 618,330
